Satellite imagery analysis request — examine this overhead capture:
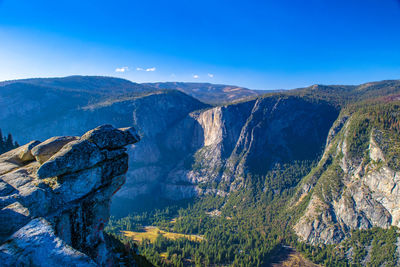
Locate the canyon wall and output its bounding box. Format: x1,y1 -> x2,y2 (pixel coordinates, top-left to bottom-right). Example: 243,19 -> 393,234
294,105 -> 400,244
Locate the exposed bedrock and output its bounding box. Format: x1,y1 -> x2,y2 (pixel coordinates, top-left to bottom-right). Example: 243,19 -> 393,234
0,125 -> 140,266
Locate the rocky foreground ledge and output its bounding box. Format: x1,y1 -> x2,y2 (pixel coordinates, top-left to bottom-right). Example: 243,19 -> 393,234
0,125 -> 140,266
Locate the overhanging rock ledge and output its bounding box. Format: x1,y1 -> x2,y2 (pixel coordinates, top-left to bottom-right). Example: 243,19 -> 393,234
0,124 -> 140,266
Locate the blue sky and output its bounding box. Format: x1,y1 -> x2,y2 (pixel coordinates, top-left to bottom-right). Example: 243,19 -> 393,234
0,0 -> 400,89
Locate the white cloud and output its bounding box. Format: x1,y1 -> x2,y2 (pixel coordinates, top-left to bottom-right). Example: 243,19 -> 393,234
208,73 -> 214,78
115,67 -> 129,72
136,67 -> 156,72
193,75 -> 199,79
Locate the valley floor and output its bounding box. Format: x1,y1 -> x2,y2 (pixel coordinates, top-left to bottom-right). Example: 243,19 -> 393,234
123,226 -> 204,243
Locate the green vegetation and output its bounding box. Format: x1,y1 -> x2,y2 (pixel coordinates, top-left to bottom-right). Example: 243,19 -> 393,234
346,115 -> 371,163
314,162 -> 344,203
295,227 -> 400,266
104,87 -> 400,266
106,161 -> 317,266
107,196 -> 400,266
345,101 -> 400,170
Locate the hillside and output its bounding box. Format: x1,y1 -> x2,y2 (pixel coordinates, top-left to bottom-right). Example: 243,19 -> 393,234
0,75 -> 156,95
2,75 -> 400,265
1,76 -> 271,106
289,100 -> 400,263
145,82 -> 272,105
288,80 -> 400,106
105,79 -> 400,266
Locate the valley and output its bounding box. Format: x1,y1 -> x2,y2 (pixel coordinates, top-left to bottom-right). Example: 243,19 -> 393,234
1,76 -> 400,266
2,0 -> 399,265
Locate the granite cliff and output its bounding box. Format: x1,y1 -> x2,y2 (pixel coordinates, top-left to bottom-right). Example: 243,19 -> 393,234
0,125 -> 140,266
157,95 -> 338,199
294,102 -> 400,245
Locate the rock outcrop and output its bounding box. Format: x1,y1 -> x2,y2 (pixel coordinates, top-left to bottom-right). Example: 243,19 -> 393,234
294,104 -> 400,245
0,125 -> 140,266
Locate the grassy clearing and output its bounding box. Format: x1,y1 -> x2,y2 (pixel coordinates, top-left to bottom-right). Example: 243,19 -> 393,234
123,226 -> 204,243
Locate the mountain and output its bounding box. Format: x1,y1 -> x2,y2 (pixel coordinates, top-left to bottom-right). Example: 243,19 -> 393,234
110,79 -> 400,266
2,77 -> 400,204
1,76 -> 272,106
295,100 -> 400,244
288,80 -> 400,106
2,75 -> 400,265
0,76 -> 210,209
0,78 -> 207,144
151,95 -> 338,199
0,75 -> 156,95
144,82 -> 273,105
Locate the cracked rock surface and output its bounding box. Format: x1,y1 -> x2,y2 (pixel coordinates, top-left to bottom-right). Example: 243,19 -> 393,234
0,125 -> 140,266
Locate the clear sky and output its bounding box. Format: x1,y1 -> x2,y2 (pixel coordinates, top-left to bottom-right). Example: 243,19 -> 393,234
0,0 -> 400,89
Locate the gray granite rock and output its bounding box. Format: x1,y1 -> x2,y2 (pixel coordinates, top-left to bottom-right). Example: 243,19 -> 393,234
31,136 -> 79,164
0,218 -> 97,267
81,124 -> 140,150
0,125 -> 139,266
295,115 -> 400,245
37,140 -> 104,179
0,140 -> 41,164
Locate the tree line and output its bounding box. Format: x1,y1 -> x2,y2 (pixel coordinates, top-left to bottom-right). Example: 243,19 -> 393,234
0,129 -> 19,154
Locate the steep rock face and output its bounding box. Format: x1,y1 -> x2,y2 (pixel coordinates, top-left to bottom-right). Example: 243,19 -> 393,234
294,103 -> 400,244
109,91 -> 208,200
0,125 -> 139,266
0,83 -> 207,202
160,96 -> 338,198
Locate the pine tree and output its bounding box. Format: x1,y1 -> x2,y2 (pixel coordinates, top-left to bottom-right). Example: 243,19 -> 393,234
5,133 -> 13,149
0,129 -> 19,154
0,129 -> 4,153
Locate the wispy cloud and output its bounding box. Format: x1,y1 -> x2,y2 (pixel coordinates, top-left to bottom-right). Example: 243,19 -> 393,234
193,75 -> 199,79
115,67 -> 129,72
208,73 -> 214,78
136,67 -> 156,72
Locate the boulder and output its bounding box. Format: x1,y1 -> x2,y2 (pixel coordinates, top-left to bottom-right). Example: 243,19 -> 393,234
0,125 -> 140,266
37,140 -> 104,179
0,140 -> 41,164
31,136 -> 79,164
81,124 -> 140,150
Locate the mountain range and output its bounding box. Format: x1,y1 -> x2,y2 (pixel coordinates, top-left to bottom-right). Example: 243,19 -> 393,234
1,75 -> 400,266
